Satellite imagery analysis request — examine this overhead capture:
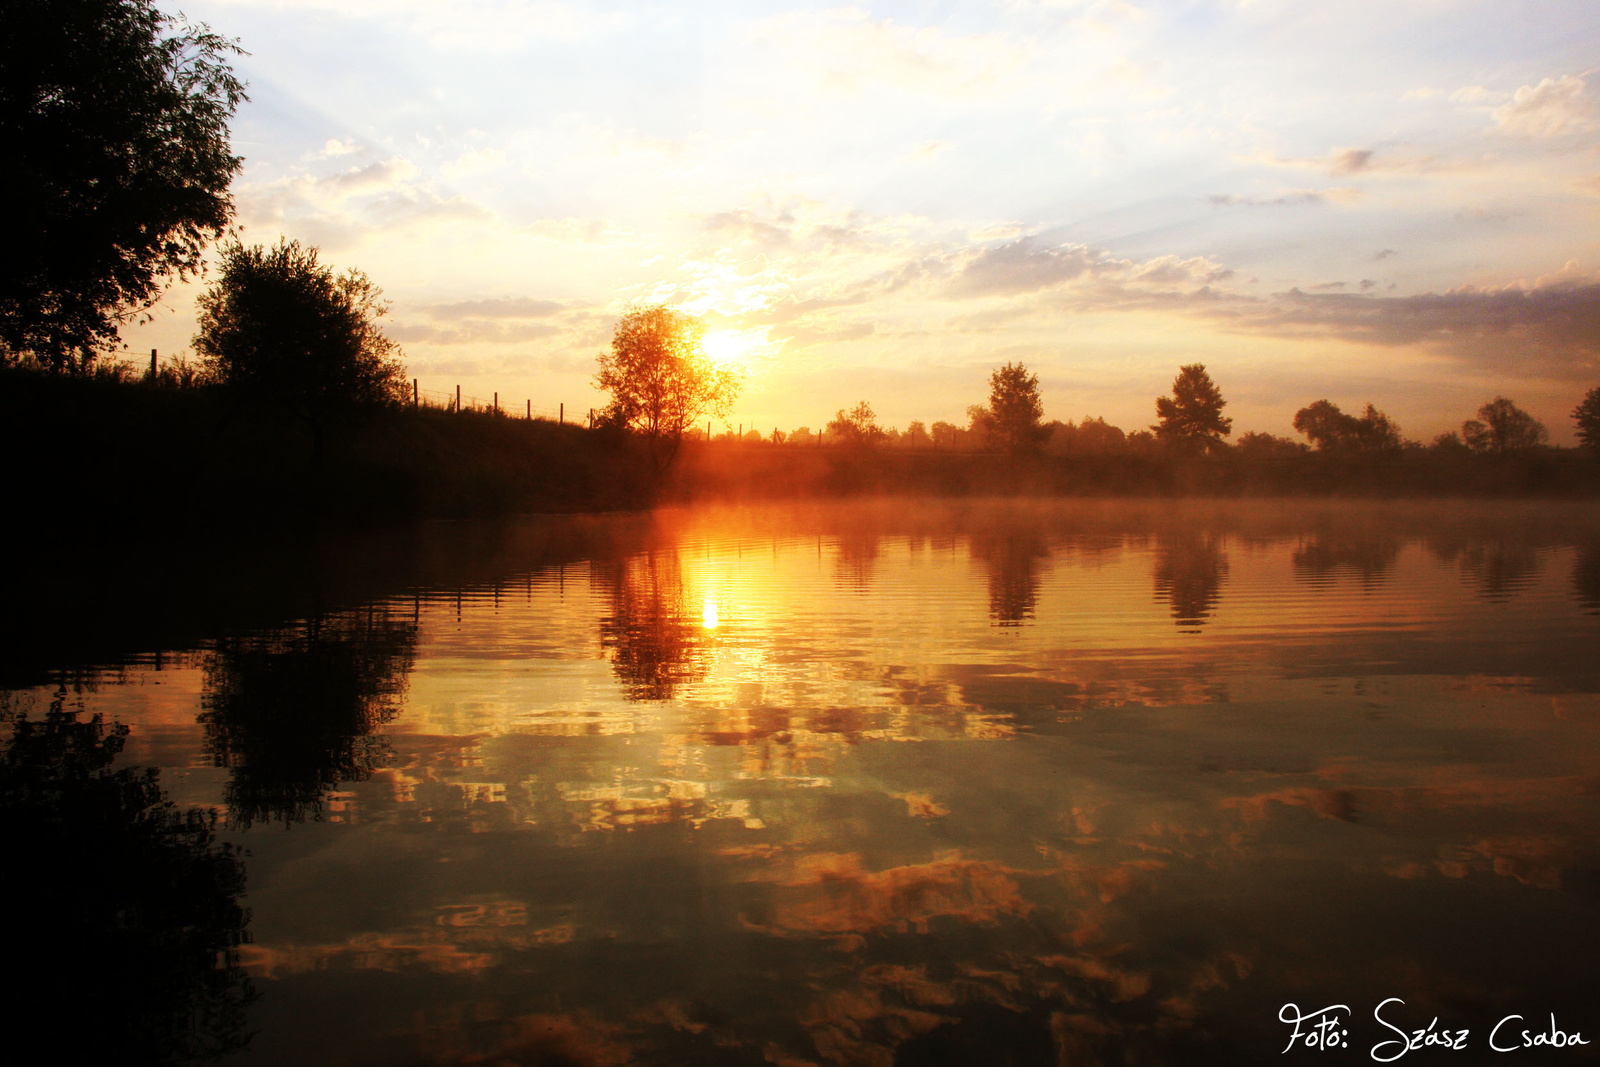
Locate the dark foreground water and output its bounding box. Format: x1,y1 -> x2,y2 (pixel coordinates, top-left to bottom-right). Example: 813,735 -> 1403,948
4,499 -> 1600,1066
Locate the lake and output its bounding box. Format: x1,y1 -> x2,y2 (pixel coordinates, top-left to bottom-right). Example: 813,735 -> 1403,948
4,498 -> 1599,1065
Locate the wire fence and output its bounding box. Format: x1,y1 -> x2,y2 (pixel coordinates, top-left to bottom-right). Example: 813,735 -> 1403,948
413,382 -> 576,424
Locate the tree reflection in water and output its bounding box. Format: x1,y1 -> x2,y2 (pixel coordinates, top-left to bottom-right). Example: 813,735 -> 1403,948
200,609 -> 417,827
1152,531 -> 1229,631
1429,534 -> 1544,602
970,527 -> 1050,626
0,700 -> 254,1064
1576,540 -> 1600,615
595,550 -> 712,701
1292,530 -> 1400,586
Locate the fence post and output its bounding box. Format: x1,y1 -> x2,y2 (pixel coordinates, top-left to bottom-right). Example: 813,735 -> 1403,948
149,348 -> 157,379
455,384 -> 461,412
559,402 -> 564,424
413,379 -> 418,407
588,409 -> 593,429
494,391 -> 498,415
527,399 -> 531,420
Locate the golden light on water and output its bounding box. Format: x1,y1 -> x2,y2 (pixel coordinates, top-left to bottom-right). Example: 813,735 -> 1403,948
702,598 -> 719,629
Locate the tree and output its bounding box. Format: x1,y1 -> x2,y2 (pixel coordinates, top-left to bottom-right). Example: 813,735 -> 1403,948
827,401 -> 885,446
595,304 -> 742,444
1461,396 -> 1547,454
1574,386 -> 1600,453
194,240 -> 407,459
1293,399 -> 1401,453
986,361 -> 1047,454
1153,364 -> 1231,451
1,0 -> 246,370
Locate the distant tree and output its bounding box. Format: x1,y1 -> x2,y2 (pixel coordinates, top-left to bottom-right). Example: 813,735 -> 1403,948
1461,397 -> 1547,454
789,426 -> 813,445
595,304 -> 742,446
1076,416 -> 1127,454
194,240 -> 407,460
986,361 -> 1048,454
966,404 -> 994,449
930,420 -> 959,449
827,401 -> 885,446
903,420 -> 930,448
1293,399 -> 1401,453
1234,431 -> 1307,460
1,0 -> 246,371
1574,386 -> 1600,453
1153,364 -> 1231,452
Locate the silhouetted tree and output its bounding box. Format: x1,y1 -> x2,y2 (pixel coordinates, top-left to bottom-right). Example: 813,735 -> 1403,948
827,400 -> 886,446
902,420 -> 931,448
0,706 -> 254,1062
1,0 -> 245,371
200,610 -> 417,826
1573,386 -> 1600,454
1461,397 -> 1547,454
195,239 -> 407,461
595,304 -> 743,450
1293,400 -> 1401,453
595,551 -> 711,700
987,362 -> 1048,455
1153,364 -> 1231,453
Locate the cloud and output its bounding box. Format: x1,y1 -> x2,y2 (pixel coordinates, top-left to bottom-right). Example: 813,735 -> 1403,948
388,321 -> 564,345
949,238 -> 1097,297
1329,148 -> 1373,175
748,9 -> 1035,99
425,297 -> 567,319
1450,85 -> 1506,105
948,238 -> 1231,298
1209,188 -> 1359,207
1492,75 -> 1594,137
1203,272 -> 1600,379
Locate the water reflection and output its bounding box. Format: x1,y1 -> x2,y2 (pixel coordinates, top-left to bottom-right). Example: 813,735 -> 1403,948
8,500 -> 1600,1066
1429,533 -> 1545,602
200,609 -> 417,826
1573,539 -> 1600,615
1151,529 -> 1229,630
971,526 -> 1049,626
0,701 -> 253,1063
594,549 -> 712,701
1292,529 -> 1400,585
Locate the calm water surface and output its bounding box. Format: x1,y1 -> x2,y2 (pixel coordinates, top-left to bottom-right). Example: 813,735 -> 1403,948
6,499 -> 1600,1065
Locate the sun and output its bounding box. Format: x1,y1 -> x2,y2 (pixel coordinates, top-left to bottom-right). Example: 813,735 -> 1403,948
701,329 -> 756,370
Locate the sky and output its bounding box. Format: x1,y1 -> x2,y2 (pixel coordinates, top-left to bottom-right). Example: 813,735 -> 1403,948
129,0 -> 1600,443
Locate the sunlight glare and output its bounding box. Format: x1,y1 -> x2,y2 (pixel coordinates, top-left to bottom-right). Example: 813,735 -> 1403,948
701,330 -> 752,369
702,598 -> 719,629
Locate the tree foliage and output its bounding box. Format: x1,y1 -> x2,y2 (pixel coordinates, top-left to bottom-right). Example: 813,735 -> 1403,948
987,361 -> 1047,454
1153,364 -> 1231,451
595,304 -> 742,439
1461,396 -> 1547,454
194,240 -> 406,453
1292,399 -> 1402,453
1,0 -> 246,370
827,401 -> 885,446
1574,386 -> 1600,453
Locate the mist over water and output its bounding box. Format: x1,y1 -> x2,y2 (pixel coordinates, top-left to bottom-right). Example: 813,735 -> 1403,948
6,499 -> 1600,1065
